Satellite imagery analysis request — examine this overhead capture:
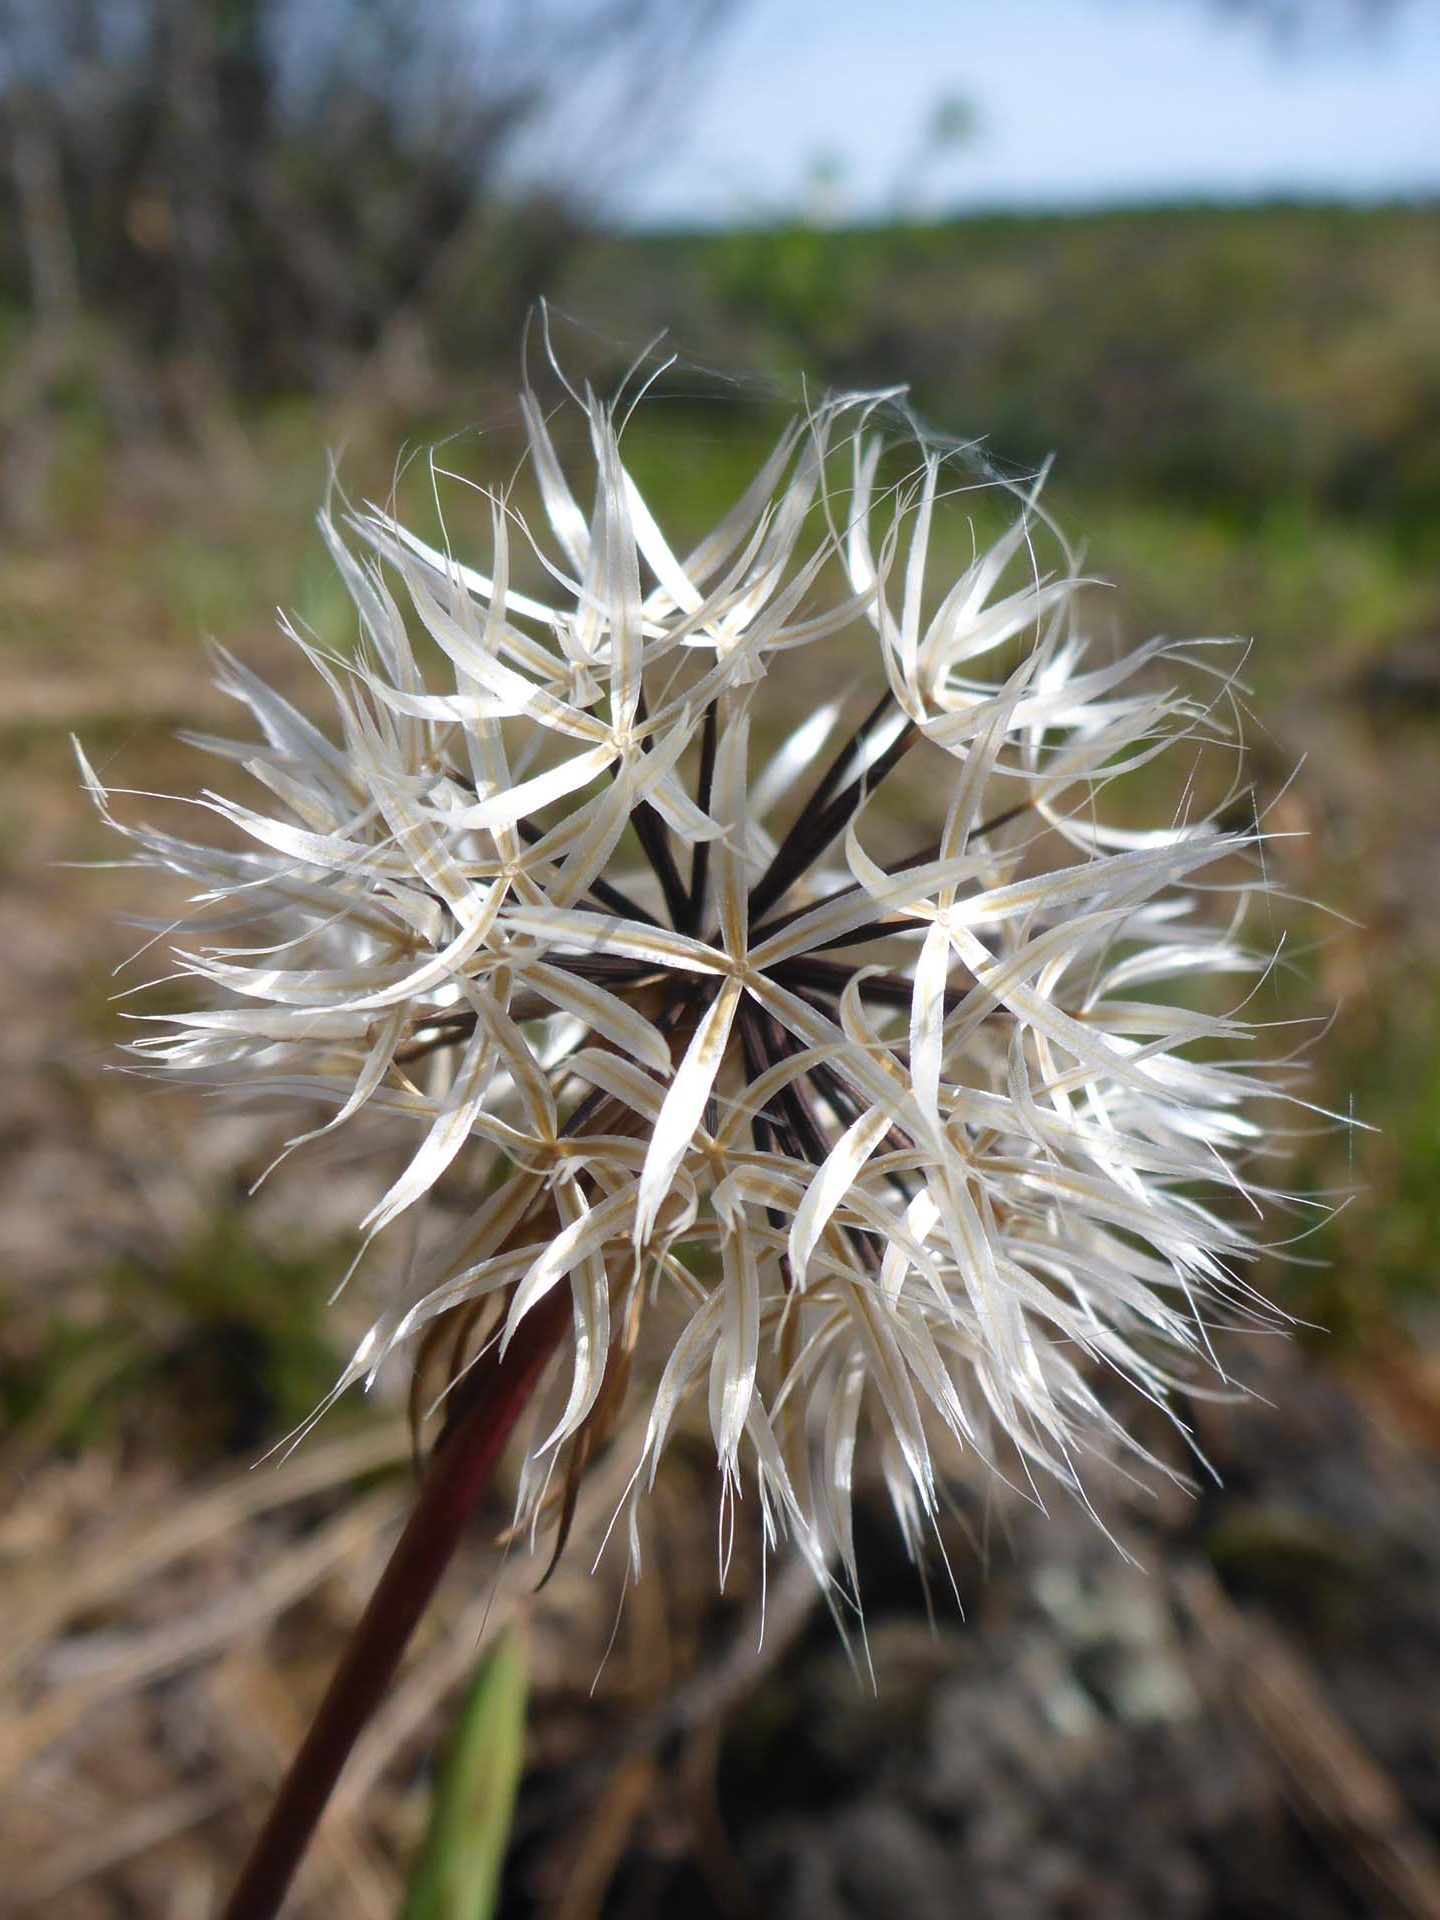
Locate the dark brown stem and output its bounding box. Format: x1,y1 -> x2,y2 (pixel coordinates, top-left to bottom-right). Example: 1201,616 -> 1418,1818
625,685 -> 691,929
517,818 -> 657,926
748,719 -> 919,924
221,1284 -> 570,1920
748,796 -> 1038,949
685,698 -> 719,933
800,689 -> 893,819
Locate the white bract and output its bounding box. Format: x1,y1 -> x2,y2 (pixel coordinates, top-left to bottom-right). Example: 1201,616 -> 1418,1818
84,348 -> 1293,1597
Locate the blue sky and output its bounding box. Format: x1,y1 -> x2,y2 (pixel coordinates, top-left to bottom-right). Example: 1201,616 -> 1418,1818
613,0 -> 1440,225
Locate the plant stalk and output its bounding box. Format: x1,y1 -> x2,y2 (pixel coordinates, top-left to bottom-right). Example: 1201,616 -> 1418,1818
222,1284 -> 571,1920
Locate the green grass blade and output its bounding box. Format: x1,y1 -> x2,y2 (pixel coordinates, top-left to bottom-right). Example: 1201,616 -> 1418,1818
402,1627 -> 530,1920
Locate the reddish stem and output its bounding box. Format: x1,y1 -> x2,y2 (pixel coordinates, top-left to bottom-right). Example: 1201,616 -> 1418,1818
222,1287 -> 570,1920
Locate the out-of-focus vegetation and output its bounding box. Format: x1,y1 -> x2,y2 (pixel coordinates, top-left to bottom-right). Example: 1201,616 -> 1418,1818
587,203 -> 1440,535
0,0 -> 722,387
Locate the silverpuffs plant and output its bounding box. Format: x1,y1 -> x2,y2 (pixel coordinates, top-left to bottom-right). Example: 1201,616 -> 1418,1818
84,336 -> 1300,1915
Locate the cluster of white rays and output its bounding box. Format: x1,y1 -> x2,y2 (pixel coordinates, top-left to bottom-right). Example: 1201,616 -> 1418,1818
81,359 -> 1317,1606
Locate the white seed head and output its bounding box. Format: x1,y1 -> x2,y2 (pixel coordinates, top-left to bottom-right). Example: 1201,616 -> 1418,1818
84,342 -> 1298,1597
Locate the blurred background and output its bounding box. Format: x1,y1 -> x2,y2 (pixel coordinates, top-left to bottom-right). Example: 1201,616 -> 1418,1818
2,1 -> 1439,1913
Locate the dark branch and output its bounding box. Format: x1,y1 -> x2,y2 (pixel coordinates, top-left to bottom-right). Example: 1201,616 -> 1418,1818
802,689 -> 893,819
771,955 -> 964,1011
516,818 -> 658,926
804,1053 -> 918,1185
685,698 -> 719,934
748,717 -> 919,924
750,794 -> 1038,948
624,687 -> 692,929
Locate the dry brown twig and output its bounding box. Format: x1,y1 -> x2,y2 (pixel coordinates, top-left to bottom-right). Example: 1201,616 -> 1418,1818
1175,1563 -> 1440,1920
